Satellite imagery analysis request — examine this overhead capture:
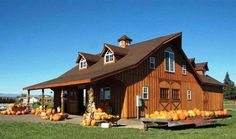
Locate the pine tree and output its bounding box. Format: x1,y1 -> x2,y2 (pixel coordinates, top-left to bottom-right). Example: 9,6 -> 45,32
223,72 -> 236,99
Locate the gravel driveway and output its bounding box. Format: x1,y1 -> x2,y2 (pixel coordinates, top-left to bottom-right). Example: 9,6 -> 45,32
0,114 -> 143,129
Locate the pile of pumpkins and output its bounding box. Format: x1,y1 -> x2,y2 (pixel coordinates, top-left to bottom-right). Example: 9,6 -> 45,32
145,108 -> 228,121
31,107 -> 68,121
81,108 -> 119,126
0,103 -> 29,115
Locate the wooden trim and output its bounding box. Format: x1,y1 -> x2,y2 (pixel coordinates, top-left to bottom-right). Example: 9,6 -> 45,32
23,79 -> 91,90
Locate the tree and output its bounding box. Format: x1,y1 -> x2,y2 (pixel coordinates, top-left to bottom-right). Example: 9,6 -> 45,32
223,72 -> 236,99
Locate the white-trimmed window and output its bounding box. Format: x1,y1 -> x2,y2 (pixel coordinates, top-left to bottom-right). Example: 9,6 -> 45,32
79,58 -> 87,69
165,47 -> 175,72
105,50 -> 114,63
100,87 -> 111,100
142,87 -> 149,99
187,90 -> 192,100
182,65 -> 187,75
149,57 -> 156,69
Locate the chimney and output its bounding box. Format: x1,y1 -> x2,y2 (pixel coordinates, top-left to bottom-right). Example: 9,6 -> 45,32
117,35 -> 132,48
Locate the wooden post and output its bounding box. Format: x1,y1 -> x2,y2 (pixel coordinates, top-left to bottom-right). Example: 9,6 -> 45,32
61,89 -> 64,114
42,89 -> 45,110
26,90 -> 30,110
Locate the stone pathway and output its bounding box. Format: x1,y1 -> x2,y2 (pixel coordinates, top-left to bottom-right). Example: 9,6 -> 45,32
0,114 -> 144,129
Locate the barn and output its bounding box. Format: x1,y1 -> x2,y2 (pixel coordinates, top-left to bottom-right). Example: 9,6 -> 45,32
23,32 -> 224,118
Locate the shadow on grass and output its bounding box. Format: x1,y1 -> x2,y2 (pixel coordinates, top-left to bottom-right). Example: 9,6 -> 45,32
147,123 -> 228,131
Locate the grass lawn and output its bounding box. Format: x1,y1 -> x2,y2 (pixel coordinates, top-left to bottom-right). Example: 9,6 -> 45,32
0,111 -> 235,139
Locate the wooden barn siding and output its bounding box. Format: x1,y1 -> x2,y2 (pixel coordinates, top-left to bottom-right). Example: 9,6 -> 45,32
115,42 -> 205,118
207,92 -> 223,110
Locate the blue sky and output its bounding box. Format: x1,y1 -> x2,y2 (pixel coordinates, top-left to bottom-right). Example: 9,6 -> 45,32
0,0 -> 235,95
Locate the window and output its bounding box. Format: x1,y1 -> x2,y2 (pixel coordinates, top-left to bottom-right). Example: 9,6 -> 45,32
104,50 -> 114,63
187,90 -> 192,100
182,65 -> 187,75
172,89 -> 180,100
165,47 -> 175,72
160,88 -> 169,100
100,87 -> 111,100
149,57 -> 156,69
79,58 -> 87,69
142,87 -> 149,99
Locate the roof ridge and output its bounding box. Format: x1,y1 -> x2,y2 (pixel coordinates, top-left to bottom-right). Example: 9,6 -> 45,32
127,32 -> 182,47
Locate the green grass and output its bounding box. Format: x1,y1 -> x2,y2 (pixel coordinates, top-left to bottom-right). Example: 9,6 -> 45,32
0,111 -> 236,139
224,100 -> 236,110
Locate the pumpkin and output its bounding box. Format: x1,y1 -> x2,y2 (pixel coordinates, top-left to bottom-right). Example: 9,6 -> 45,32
172,114 -> 179,121
82,114 -> 87,120
2,111 -> 7,115
46,109 -> 52,115
97,108 -> 103,113
205,111 -> 210,117
86,120 -> 91,126
11,111 -> 16,115
91,120 -> 96,126
95,114 -> 101,120
31,109 -> 36,114
53,114 -> 62,121
145,114 -> 150,118
183,111 -> 189,117
178,113 -> 186,120
81,120 -> 86,126
21,111 -> 26,115
52,109 -> 56,114
195,110 -> 201,117
223,109 -> 228,116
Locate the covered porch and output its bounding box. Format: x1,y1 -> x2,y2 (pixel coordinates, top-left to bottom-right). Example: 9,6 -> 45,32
24,77 -> 126,117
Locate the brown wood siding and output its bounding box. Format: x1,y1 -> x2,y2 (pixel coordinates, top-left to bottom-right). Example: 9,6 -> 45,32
114,41 -> 207,118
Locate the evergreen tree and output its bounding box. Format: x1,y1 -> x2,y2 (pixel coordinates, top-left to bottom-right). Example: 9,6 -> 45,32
223,72 -> 236,99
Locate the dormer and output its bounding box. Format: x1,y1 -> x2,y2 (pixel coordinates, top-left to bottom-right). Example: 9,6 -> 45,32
188,58 -> 196,68
76,52 -> 100,70
117,35 -> 132,48
195,62 -> 209,75
101,43 -> 128,64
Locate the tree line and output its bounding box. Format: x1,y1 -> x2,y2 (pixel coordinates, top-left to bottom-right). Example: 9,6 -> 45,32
223,72 -> 236,100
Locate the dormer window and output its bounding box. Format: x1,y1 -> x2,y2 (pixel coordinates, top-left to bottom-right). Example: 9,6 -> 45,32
104,50 -> 114,64
79,58 -> 87,69
165,47 -> 175,72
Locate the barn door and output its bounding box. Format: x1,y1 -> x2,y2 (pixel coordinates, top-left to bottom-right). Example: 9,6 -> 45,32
159,81 -> 181,111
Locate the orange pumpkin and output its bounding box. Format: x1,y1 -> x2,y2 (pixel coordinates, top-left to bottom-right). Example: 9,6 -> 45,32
97,108 -> 103,113
91,120 -> 96,126
2,111 -> 7,115
53,114 -> 62,121
172,114 -> 179,121
195,110 -> 201,117
205,111 -> 210,117
178,113 -> 186,120
31,109 -> 36,114
183,111 -> 189,118
52,109 -> 56,114
201,111 -> 205,117
46,109 -> 52,115
223,109 -> 228,116
95,115 -> 101,120
86,120 -> 91,126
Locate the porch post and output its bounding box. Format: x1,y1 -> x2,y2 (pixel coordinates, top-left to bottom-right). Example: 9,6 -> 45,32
26,90 -> 30,110
61,89 -> 64,114
87,86 -> 96,113
42,89 -> 45,110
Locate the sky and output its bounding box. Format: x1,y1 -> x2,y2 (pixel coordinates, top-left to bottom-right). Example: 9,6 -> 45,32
0,0 -> 235,95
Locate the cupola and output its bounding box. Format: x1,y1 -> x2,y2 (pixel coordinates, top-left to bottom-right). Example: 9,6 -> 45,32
117,35 -> 132,48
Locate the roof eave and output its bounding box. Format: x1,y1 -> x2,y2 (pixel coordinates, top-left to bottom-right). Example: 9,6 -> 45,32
23,79 -> 92,90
